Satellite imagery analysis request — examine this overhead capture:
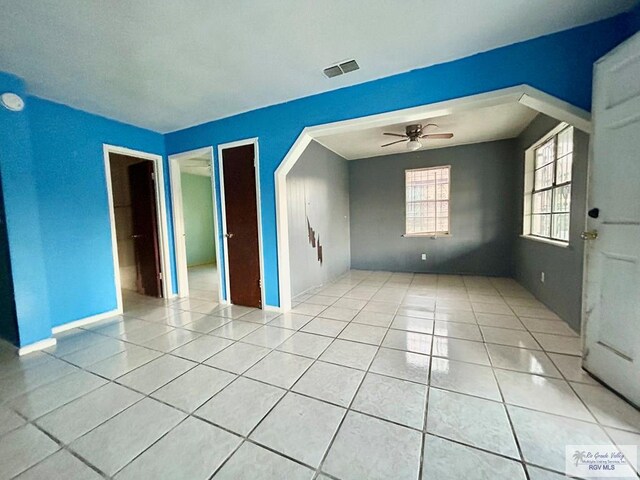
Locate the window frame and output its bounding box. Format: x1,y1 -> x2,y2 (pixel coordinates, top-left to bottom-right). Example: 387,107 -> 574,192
522,123 -> 573,245
404,165 -> 451,238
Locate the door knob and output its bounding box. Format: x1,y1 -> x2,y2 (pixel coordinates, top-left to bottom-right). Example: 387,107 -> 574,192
580,230 -> 598,240
225,233 -> 234,238
131,234 -> 142,239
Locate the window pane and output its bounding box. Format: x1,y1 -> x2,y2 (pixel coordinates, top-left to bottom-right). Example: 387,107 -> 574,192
436,201 -> 449,232
552,185 -> 571,213
425,184 -> 436,201
405,166 -> 450,234
406,218 -> 416,234
525,125 -> 573,241
555,153 -> 572,184
552,213 -> 570,241
436,182 -> 449,200
534,163 -> 554,190
535,138 -> 555,169
532,190 -> 552,213
425,218 -> 436,233
532,214 -> 551,237
557,126 -> 573,157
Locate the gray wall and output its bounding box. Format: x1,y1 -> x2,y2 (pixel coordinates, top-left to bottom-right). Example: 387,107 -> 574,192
287,141 -> 350,297
349,140 -> 517,276
513,114 -> 589,332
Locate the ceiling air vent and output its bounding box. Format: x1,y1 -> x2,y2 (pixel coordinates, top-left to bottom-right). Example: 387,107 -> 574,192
323,65 -> 343,78
323,59 -> 360,78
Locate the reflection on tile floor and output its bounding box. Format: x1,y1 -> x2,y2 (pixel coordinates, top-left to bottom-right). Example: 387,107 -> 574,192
1,270 -> 639,479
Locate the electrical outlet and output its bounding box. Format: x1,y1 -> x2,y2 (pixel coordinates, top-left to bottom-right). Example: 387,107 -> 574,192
541,272 -> 545,283
421,253 -> 427,260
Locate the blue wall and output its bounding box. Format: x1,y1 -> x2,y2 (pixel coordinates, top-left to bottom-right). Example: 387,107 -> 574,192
627,2 -> 640,35
0,83 -> 178,345
0,73 -> 52,346
165,13 -> 633,308
27,98 -> 175,328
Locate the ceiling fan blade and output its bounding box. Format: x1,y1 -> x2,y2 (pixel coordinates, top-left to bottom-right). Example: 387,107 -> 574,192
422,133 -> 454,139
383,133 -> 408,138
381,139 -> 409,147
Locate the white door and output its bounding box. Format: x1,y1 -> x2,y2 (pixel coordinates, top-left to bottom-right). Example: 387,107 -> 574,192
583,31 -> 640,407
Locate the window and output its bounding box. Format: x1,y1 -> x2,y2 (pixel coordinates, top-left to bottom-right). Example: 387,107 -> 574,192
405,166 -> 450,236
523,124 -> 573,243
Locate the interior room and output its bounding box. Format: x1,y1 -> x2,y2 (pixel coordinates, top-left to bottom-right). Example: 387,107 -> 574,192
109,153 -> 160,301
287,102 -> 588,333
0,2 -> 639,480
178,155 -> 219,301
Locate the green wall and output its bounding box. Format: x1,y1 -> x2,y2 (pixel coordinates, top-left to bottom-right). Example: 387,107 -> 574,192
181,173 -> 216,267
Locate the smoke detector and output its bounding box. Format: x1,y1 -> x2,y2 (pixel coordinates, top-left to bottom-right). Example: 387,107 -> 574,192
323,59 -> 360,78
1,92 -> 24,112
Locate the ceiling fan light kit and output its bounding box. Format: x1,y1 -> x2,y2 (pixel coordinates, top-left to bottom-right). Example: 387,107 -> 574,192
406,139 -> 422,151
381,123 -> 454,150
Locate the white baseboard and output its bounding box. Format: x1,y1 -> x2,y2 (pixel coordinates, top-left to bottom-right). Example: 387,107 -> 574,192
18,337 -> 57,356
52,309 -> 121,335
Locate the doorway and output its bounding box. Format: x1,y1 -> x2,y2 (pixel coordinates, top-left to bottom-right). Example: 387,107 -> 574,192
104,145 -> 172,311
274,86 -> 593,312
219,139 -> 264,309
169,147 -> 222,303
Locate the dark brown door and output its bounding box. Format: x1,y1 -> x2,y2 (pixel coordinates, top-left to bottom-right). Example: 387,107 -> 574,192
128,160 -> 162,297
222,144 -> 261,308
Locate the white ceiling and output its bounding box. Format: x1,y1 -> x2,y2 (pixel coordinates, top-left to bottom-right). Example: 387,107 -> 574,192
317,102 -> 538,160
0,1 -> 633,133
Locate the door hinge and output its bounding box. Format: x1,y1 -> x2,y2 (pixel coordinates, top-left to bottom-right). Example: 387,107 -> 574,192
151,172 -> 156,181
158,272 -> 163,280
258,278 -> 262,288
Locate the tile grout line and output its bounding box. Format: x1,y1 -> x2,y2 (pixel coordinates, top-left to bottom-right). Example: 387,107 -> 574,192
3,271 -> 635,479
203,299 -> 369,479
311,275 -> 395,479
203,295 -> 362,478
486,282 -> 532,480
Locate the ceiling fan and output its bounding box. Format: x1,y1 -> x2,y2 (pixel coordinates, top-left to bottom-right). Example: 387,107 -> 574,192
381,123 -> 454,151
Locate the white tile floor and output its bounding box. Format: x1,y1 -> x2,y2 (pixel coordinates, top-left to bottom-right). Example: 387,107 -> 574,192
1,270 -> 639,479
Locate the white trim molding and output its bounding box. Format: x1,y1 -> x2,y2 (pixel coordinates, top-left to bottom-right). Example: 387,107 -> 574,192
217,138 -> 269,309
103,144 -> 174,311
275,84 -> 592,312
168,147 -> 225,304
51,309 -> 120,335
18,337 -> 57,356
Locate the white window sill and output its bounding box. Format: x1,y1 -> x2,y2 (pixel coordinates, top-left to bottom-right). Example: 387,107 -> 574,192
520,234 -> 569,248
403,233 -> 451,239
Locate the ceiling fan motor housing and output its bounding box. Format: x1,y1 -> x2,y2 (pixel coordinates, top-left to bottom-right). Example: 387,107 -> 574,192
406,124 -> 423,138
